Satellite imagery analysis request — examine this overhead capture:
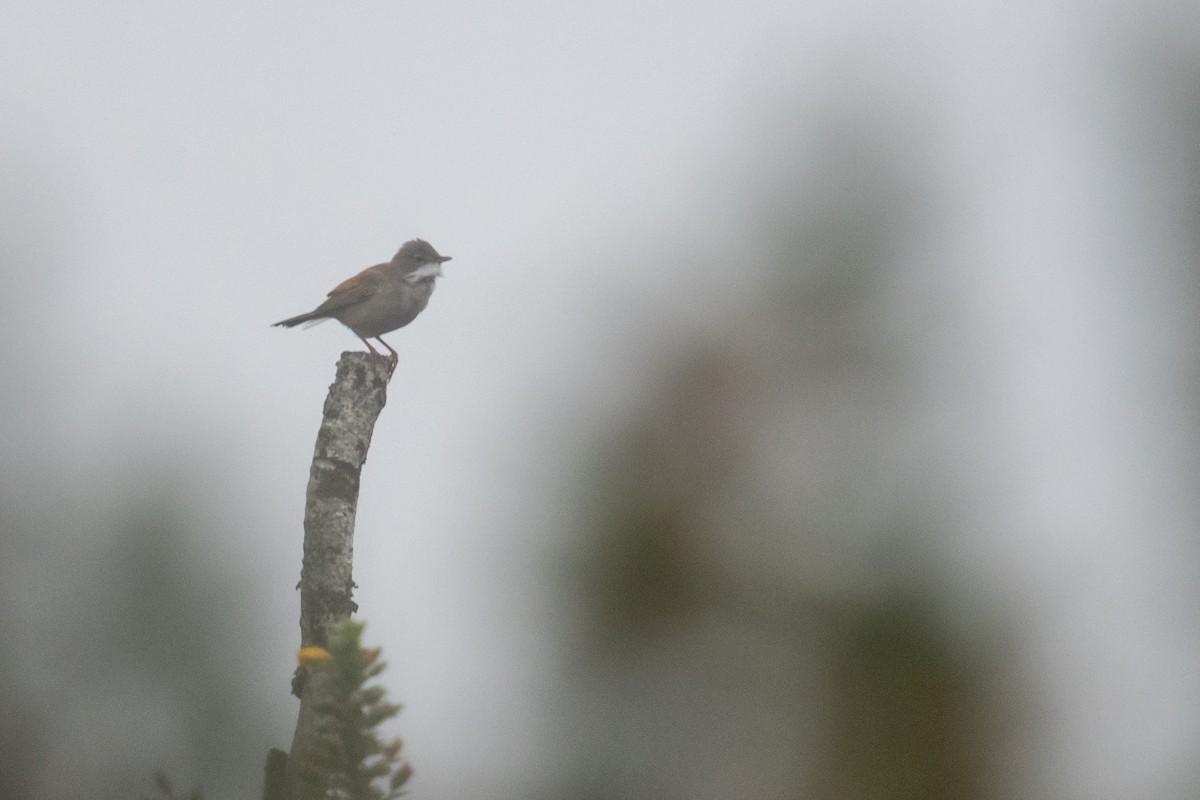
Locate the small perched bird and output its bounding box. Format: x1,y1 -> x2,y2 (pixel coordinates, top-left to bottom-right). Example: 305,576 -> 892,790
273,239 -> 451,364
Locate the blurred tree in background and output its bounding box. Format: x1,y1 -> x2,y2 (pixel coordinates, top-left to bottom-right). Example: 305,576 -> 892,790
549,110 -> 1013,799
0,187 -> 288,799
0,475 -> 283,799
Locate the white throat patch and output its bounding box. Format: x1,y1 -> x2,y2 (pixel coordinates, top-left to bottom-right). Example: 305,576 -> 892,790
403,263 -> 444,283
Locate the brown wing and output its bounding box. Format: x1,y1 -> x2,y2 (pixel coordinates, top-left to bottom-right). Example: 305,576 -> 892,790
311,263 -> 388,316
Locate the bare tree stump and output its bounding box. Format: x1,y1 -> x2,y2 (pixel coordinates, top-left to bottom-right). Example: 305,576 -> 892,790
283,352 -> 394,798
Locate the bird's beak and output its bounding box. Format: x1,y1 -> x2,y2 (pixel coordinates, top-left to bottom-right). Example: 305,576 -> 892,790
439,255 -> 452,263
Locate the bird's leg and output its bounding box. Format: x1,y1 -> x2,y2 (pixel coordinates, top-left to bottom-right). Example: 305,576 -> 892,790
357,336 -> 383,360
376,337 -> 399,366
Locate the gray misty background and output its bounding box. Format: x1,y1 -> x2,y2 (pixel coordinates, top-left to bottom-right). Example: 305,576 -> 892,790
3,2 -> 1199,799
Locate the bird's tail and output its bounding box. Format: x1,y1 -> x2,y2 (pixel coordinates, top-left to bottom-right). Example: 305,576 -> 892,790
272,311 -> 326,328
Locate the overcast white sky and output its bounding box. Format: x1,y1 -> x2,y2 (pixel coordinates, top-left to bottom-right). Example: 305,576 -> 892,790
4,2 -> 1200,798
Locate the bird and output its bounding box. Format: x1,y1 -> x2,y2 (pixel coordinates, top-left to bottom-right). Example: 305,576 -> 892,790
273,239 -> 452,364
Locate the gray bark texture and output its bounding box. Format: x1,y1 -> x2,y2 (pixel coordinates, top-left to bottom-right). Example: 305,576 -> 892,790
284,351 -> 394,798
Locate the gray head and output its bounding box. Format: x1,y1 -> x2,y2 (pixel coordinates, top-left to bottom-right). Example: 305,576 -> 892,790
394,238 -> 451,268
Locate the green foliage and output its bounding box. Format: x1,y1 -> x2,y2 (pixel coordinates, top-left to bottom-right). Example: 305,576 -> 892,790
303,619 -> 413,800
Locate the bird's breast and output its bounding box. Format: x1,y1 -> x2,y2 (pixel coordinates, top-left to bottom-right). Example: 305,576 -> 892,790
334,278 -> 435,338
